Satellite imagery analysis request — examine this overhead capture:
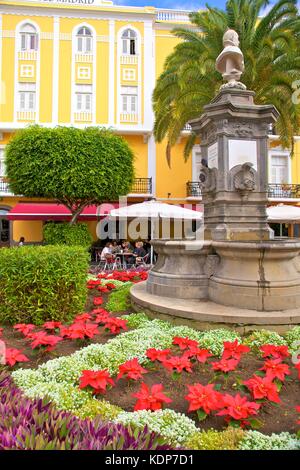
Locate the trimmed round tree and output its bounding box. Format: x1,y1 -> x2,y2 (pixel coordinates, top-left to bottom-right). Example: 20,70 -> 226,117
5,125 -> 135,224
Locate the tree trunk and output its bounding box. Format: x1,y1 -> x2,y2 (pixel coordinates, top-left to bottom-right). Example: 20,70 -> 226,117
69,203 -> 87,225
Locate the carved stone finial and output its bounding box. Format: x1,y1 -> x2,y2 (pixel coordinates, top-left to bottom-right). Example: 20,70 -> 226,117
216,29 -> 246,90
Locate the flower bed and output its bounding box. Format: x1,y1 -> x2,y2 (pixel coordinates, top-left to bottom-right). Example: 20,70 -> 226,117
1,271 -> 300,450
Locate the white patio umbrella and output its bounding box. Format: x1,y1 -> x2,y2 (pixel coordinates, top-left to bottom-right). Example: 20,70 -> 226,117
110,200 -> 202,264
267,204 -> 300,223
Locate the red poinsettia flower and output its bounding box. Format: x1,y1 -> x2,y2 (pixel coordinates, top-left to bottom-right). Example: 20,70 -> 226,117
222,339 -> 251,360
43,321 -> 62,331
217,393 -> 260,421
162,355 -> 193,373
79,369 -> 114,394
295,361 -> 300,380
65,322 -> 99,340
87,279 -> 101,289
243,375 -> 281,403
296,406 -> 300,425
74,313 -> 92,323
260,344 -> 290,360
13,323 -> 36,337
260,358 -> 291,381
0,328 -> 3,337
146,348 -> 171,362
133,383 -> 172,411
103,317 -> 128,335
183,347 -> 212,363
172,336 -> 199,351
185,383 -> 223,414
211,357 -> 240,373
97,286 -> 110,293
105,282 -> 117,290
29,331 -> 63,352
5,348 -> 29,367
94,311 -> 111,324
92,308 -> 109,315
93,297 -> 104,306
117,358 -> 148,381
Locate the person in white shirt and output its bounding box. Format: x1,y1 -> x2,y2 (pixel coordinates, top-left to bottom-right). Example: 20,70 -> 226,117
101,242 -> 113,260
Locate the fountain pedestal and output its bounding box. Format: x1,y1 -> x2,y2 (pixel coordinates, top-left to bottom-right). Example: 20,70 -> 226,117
131,30 -> 300,329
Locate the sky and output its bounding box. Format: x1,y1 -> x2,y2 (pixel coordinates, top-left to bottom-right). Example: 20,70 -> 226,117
113,0 -> 226,11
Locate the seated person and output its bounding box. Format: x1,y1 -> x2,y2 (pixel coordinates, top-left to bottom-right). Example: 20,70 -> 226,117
133,241 -> 147,260
111,240 -> 121,254
101,242 -> 113,261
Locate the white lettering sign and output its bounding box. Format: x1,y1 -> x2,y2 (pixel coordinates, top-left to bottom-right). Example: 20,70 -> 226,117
228,139 -> 257,170
207,142 -> 218,169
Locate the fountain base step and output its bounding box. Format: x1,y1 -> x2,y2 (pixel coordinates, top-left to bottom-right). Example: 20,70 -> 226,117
131,282 -> 300,334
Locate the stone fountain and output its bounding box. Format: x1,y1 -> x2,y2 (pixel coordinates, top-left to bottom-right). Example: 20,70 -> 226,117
131,29 -> 300,332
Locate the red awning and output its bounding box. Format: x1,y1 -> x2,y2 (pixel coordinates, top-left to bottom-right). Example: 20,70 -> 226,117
7,203 -> 120,221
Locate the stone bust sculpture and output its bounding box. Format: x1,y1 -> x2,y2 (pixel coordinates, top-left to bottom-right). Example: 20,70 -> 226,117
216,29 -> 246,89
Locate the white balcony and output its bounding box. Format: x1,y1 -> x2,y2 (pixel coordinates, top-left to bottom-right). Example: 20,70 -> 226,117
16,110 -> 36,121
120,113 -> 138,123
75,53 -> 94,63
18,50 -> 38,61
74,112 -> 93,122
120,55 -> 138,65
156,9 -> 191,23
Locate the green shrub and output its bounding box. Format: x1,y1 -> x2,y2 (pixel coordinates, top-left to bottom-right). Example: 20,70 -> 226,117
76,398 -> 123,421
285,326 -> 300,354
43,222 -> 93,248
106,282 -> 132,312
185,428 -> 244,450
238,430 -> 300,450
0,246 -> 89,324
244,329 -> 287,355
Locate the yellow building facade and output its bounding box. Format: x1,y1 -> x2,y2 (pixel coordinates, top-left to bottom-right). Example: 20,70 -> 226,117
0,0 -> 299,244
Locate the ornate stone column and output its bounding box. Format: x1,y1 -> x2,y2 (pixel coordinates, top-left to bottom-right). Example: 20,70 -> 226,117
189,88 -> 278,241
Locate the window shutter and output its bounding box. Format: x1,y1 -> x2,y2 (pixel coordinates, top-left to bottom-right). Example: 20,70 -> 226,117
77,94 -> 82,111
85,37 -> 92,53
21,34 -> 26,51
122,39 -> 127,54
28,93 -> 34,110
85,94 -> 91,111
77,37 -> 83,52
20,92 -> 25,110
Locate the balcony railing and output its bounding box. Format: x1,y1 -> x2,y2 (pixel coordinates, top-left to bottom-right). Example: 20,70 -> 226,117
120,113 -> 138,123
268,184 -> 300,199
186,181 -> 202,198
186,182 -> 300,199
75,53 -> 93,63
131,178 -> 152,195
120,55 -> 138,65
0,177 -> 10,194
156,9 -> 191,22
74,112 -> 93,122
17,111 -> 36,121
18,50 -> 38,61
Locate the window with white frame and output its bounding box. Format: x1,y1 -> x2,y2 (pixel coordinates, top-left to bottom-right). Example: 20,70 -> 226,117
270,154 -> 290,184
121,86 -> 138,113
18,83 -> 36,111
77,66 -> 91,80
121,29 -> 137,55
0,149 -> 5,177
76,27 -> 92,53
20,64 -> 34,78
75,85 -> 92,112
20,23 -> 38,51
123,68 -> 136,81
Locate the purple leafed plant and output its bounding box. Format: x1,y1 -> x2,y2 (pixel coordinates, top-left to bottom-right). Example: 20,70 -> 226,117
0,373 -> 173,450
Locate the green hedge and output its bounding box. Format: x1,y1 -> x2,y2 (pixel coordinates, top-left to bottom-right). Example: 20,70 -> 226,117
0,246 -> 89,325
43,223 -> 93,248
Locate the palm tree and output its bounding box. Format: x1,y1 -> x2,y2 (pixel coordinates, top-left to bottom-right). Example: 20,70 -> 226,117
153,0 -> 300,165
